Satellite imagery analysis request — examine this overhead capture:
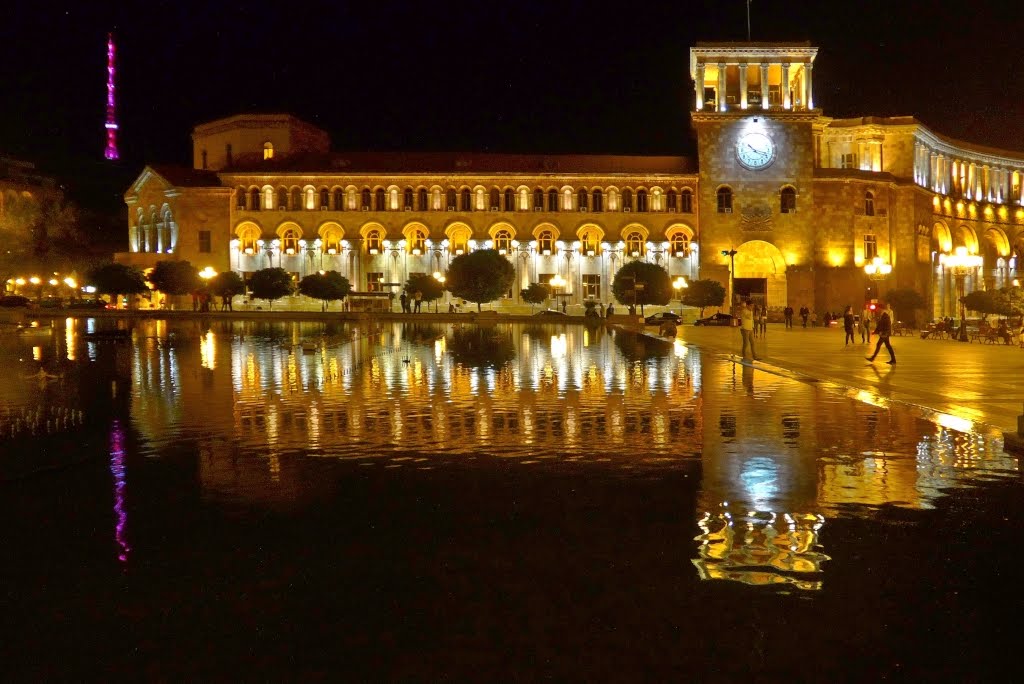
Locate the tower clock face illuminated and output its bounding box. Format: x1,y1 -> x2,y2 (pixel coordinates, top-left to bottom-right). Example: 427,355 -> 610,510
736,131 -> 776,170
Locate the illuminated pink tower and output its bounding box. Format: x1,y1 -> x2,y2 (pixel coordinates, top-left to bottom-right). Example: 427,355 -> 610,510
104,32 -> 119,161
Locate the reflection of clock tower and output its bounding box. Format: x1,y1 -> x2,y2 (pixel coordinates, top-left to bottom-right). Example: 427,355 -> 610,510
691,42 -> 820,310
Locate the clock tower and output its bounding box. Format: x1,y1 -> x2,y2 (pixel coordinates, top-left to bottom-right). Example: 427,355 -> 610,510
690,42 -> 821,310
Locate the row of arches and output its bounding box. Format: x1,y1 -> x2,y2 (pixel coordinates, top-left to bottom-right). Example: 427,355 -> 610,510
232,220 -> 697,259
234,184 -> 697,214
132,205 -> 177,254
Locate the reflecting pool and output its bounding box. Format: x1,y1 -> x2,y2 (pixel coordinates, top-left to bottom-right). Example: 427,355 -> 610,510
2,318 -> 1021,680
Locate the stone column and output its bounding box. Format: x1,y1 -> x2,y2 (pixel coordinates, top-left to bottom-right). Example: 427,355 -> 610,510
805,62 -> 814,109
969,162 -> 977,199
695,64 -> 705,110
930,152 -> 938,191
760,63 -> 769,110
983,165 -> 991,201
781,63 -> 791,109
739,64 -> 748,109
717,63 -> 726,111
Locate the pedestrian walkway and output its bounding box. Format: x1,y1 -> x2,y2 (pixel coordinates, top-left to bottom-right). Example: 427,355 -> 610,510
676,324 -> 1024,433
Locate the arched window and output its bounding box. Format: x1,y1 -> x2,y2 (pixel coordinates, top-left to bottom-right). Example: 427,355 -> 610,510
581,230 -> 599,256
239,225 -> 261,254
361,189 -> 372,210
592,189 -> 604,212
264,187 -> 274,210
460,188 -> 472,211
538,230 -> 554,253
290,188 -> 302,211
864,191 -> 875,216
409,229 -> 426,254
305,187 -> 315,210
319,188 -> 329,209
625,231 -> 644,256
263,142 -> 274,160
637,189 -> 648,212
666,190 -> 678,212
366,229 -> 382,253
489,189 -> 500,210
717,187 -> 733,213
321,226 -> 343,254
250,188 -> 261,211
236,187 -> 247,210
504,189 -> 515,211
277,188 -> 288,210
446,189 -> 457,210
622,188 -> 634,211
681,188 -> 693,213
333,189 -> 344,211
671,233 -> 690,257
281,227 -> 301,254
533,189 -> 544,210
403,188 -> 414,210
494,229 -> 512,254
418,188 -> 429,211
375,188 -> 386,211
577,189 -> 588,211
547,189 -> 559,211
780,187 -> 797,214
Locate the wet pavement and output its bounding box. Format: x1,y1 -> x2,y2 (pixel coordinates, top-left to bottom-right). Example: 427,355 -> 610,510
677,322 -> 1024,433
1,318 -> 1023,680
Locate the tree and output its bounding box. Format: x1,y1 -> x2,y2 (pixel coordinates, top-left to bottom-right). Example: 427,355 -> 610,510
249,267 -> 294,309
86,262 -> 148,300
405,273 -> 445,312
209,271 -> 246,299
298,270 -> 352,311
610,261 -> 671,316
680,279 -> 726,317
884,287 -> 928,327
520,283 -> 549,312
446,249 -> 515,312
148,260 -> 199,296
961,289 -> 999,318
995,286 -> 1024,319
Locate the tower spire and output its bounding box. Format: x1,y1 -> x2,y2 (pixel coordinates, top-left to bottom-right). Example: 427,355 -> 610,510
104,32 -> 120,161
746,0 -> 752,41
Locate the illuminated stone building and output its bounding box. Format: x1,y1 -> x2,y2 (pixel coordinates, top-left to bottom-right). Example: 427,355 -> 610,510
120,43 -> 1024,318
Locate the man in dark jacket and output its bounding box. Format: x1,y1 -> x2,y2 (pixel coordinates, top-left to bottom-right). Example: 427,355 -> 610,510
866,304 -> 896,364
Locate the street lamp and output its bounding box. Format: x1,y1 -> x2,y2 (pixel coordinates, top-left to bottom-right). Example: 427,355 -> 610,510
673,276 -> 688,316
433,271 -> 447,312
939,246 -> 983,342
863,256 -> 892,281
721,248 -> 738,308
550,274 -> 566,312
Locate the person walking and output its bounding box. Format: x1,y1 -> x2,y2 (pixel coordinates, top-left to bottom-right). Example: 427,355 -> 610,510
866,304 -> 896,364
740,299 -> 759,361
413,290 -> 422,313
800,305 -> 809,328
784,305 -> 794,328
843,305 -> 856,346
400,291 -> 409,313
759,305 -> 768,337
860,305 -> 873,343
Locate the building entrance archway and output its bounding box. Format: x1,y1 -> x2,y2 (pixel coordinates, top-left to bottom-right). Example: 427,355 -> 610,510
734,240 -> 787,308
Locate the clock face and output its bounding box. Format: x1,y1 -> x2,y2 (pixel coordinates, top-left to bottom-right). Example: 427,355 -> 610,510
736,131 -> 776,170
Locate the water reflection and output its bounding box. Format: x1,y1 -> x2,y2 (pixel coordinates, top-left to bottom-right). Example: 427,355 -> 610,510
2,318 -> 1021,591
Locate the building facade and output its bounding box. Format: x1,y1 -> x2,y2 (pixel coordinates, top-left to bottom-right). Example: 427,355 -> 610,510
119,42 -> 1024,318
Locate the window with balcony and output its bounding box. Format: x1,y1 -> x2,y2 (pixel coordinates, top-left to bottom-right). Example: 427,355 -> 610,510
581,231 -> 599,256
239,226 -> 260,254
592,189 -> 604,212
277,189 -> 288,210
621,188 -> 633,211
538,230 -> 554,254
625,232 -> 644,257
319,189 -> 329,209
321,227 -> 342,254
666,190 -> 678,212
281,228 -> 301,255
577,189 -> 588,211
637,190 -> 648,212
446,189 -> 457,210
403,188 -> 414,209
494,230 -> 512,254
533,189 -> 544,210
361,189 -> 372,210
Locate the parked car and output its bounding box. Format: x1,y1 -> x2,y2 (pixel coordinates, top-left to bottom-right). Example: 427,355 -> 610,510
645,312 -> 682,325
0,295 -> 32,308
534,309 -> 568,317
39,297 -> 64,309
694,312 -> 736,326
68,299 -> 110,310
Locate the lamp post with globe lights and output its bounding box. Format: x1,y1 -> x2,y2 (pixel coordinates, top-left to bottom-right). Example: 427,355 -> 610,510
550,274 -> 567,312
433,271 -> 447,312
939,247 -> 984,342
721,248 -> 738,308
672,276 -> 688,316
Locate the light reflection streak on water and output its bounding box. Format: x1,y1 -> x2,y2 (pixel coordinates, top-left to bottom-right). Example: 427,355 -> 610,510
109,419 -> 130,563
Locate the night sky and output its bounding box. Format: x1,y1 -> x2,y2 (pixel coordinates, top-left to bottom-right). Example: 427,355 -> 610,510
2,0 -> 1022,188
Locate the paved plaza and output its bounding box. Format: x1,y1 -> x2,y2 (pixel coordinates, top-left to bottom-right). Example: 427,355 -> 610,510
675,322 -> 1024,433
